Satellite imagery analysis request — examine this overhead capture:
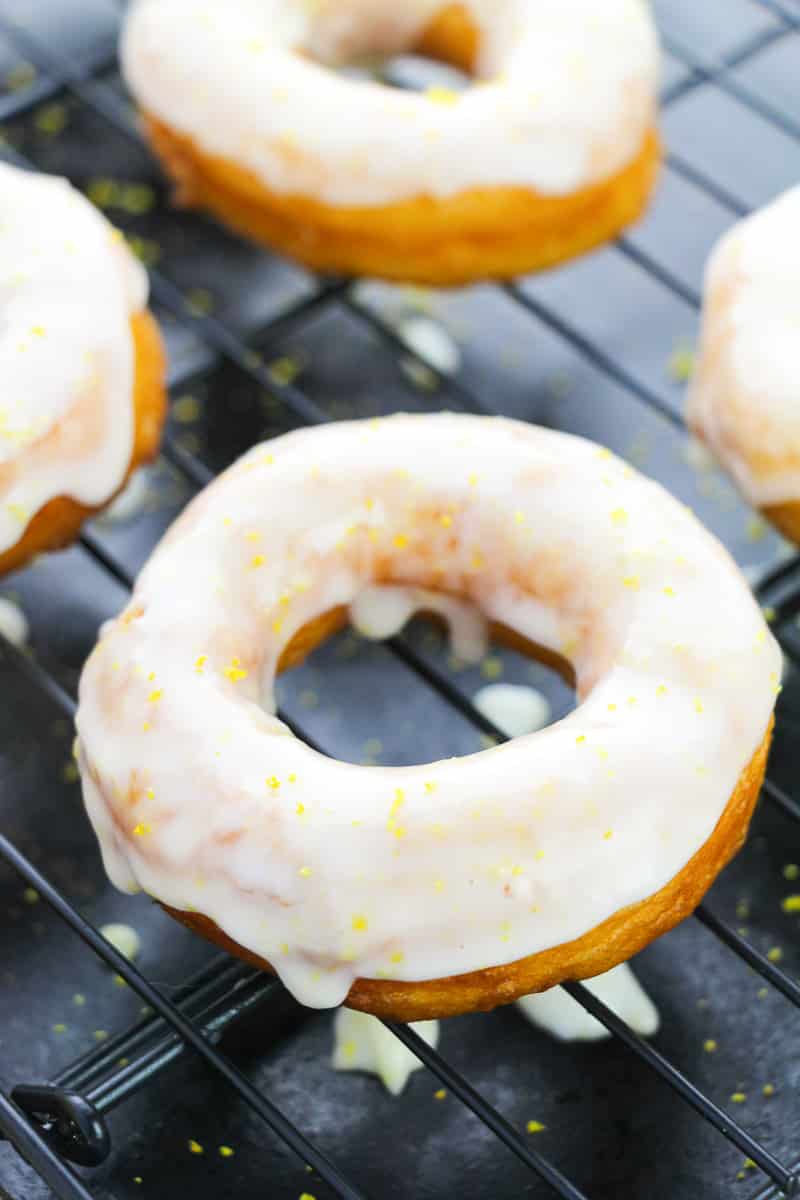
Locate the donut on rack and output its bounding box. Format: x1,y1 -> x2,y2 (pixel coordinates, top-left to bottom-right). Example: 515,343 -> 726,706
0,162 -> 166,577
688,185 -> 800,545
76,413 -> 778,1020
121,0 -> 661,286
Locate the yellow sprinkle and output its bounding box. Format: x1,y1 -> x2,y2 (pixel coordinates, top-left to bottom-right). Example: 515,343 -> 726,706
219,1146 -> 234,1158
703,1039 -> 717,1053
93,1030 -> 108,1042
781,895 -> 800,913
390,951 -> 404,964
757,987 -> 768,1000
250,554 -> 266,568
575,735 -> 586,744
526,1120 -> 546,1134
767,946 -> 783,963
663,586 -> 675,597
30,325 -> 45,338
73,993 -> 85,1006
188,1140 -> 204,1155
272,619 -> 284,635
145,787 -> 155,800
35,103 -> 68,135
610,508 -> 628,526
513,510 -> 525,525
393,826 -> 407,839
393,533 -> 408,549
288,773 -> 297,783
481,656 -> 503,680
224,657 -> 248,683
433,879 -> 445,892
783,863 -> 799,880
440,513 -> 453,528
470,550 -> 485,570
667,341 -> 695,382
266,776 -> 281,790
147,689 -> 163,703
298,866 -> 312,878
132,823 -> 152,836
694,698 -> 703,713
142,722 -> 150,732
351,914 -> 368,932
468,472 -> 479,487
23,887 -> 38,904
607,703 -> 617,711
6,502 -> 28,524
52,1023 -> 67,1034
763,1083 -> 775,1097
173,394 -> 201,423
295,802 -> 305,816
730,1092 -> 746,1104
195,655 -> 207,673
534,849 -> 545,861
746,514 -> 767,542
434,1088 -> 447,1100
603,830 -> 613,840
425,85 -> 459,104
147,671 -> 156,682
299,1193 -> 318,1200
656,684 -> 668,696
424,780 -> 437,794
623,575 -> 640,589
763,605 -> 777,624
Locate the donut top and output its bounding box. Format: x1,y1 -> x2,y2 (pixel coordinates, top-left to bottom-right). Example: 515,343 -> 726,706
122,0 -> 660,206
76,414 -> 778,1009
0,163 -> 147,553
688,185 -> 800,507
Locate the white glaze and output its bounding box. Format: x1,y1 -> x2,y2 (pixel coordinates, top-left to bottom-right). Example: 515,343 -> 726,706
122,0 -> 659,206
99,922 -> 142,962
76,413 -> 778,1010
688,186 -> 800,507
0,162 -> 147,555
473,683 -> 552,737
516,962 -> 659,1041
351,583 -> 488,662
99,468 -> 151,525
0,596 -> 28,647
332,1007 -> 438,1094
398,316 -> 461,376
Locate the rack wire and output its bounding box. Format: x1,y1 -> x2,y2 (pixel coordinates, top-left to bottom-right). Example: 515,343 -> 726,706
0,3 -> 799,1197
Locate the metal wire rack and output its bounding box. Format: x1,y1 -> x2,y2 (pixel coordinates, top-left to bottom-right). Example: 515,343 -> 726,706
0,2 -> 799,1197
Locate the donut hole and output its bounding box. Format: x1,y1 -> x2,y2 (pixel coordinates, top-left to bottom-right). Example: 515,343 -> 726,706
299,2 -> 482,87
274,605 -> 576,767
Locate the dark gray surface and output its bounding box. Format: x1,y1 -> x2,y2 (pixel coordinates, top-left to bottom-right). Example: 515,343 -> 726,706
0,2 -> 799,1198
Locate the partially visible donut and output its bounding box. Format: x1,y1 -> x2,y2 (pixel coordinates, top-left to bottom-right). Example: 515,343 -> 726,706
688,186 -> 800,545
76,413 -> 778,1021
122,0 -> 661,285
0,163 -> 166,577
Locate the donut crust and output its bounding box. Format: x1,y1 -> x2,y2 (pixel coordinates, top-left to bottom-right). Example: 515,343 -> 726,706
139,111 -> 660,286
0,310 -> 167,578
763,502 -> 800,546
163,606 -> 772,1020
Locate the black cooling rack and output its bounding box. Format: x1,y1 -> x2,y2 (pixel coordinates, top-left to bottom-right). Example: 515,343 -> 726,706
1,2 -> 800,1198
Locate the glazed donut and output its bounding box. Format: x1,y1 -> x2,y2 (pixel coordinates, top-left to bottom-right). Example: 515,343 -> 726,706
121,0 -> 661,286
76,414 -> 777,1020
0,163 -> 166,577
688,186 -> 800,545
